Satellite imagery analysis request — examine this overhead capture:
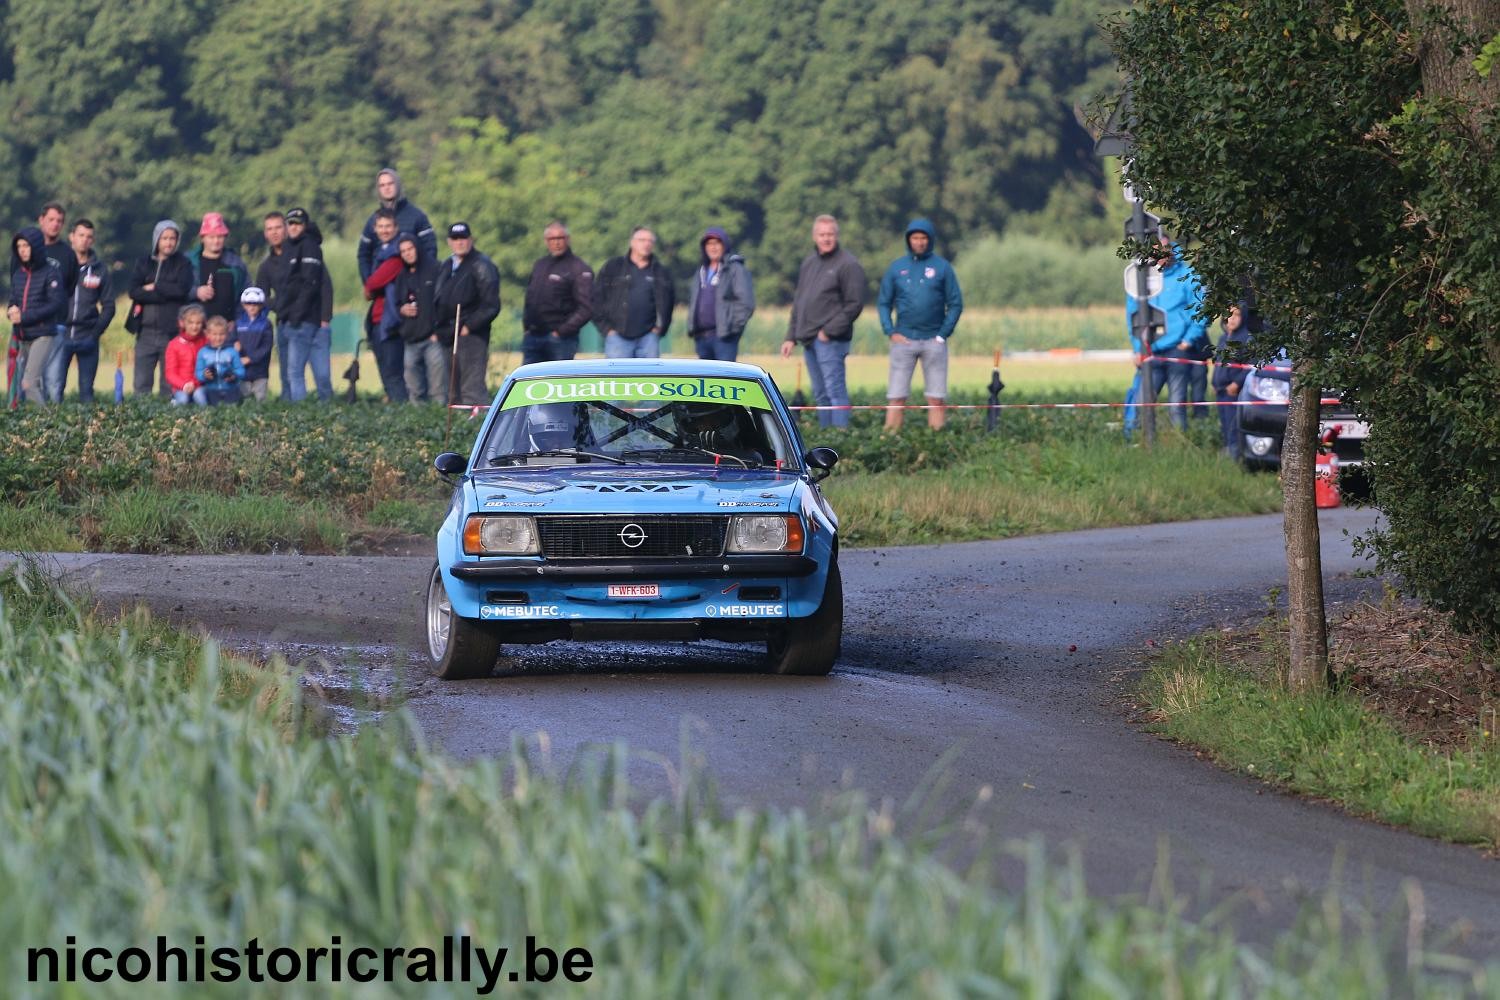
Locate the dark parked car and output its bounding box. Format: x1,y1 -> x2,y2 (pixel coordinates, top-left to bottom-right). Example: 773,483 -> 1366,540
1236,357 -> 1366,471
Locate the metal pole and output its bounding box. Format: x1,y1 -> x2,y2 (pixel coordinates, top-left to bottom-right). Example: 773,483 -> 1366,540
444,304 -> 462,444
1130,195 -> 1156,448
986,349 -> 1005,433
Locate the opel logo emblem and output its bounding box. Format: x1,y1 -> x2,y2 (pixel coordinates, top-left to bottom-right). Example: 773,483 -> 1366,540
618,523 -> 647,548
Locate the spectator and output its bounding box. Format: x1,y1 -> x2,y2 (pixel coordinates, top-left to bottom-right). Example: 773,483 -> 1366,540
128,220 -> 195,396
185,212 -> 249,324
393,232 -> 443,403
165,304 -> 208,406
44,219 -> 115,403
36,202 -> 79,295
279,207 -> 334,402
254,212 -> 292,397
877,218 -> 963,431
195,315 -> 246,406
594,227 -> 674,359
358,168 -> 436,280
362,208 -> 408,402
7,227 -> 67,405
521,222 -> 593,365
1126,236 -> 1209,431
234,286 -> 274,402
780,215 -> 865,429
686,226 -> 754,363
1212,303 -> 1252,459
431,222 -> 500,405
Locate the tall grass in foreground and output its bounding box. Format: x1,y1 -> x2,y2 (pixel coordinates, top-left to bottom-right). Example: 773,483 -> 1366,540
0,565 -> 1494,997
1140,627 -> 1500,848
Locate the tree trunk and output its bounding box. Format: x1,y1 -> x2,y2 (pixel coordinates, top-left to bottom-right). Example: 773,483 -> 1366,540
1282,361 -> 1330,692
1405,0 -> 1500,140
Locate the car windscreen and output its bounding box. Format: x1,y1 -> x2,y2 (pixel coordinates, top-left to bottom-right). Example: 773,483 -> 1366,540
477,375 -> 799,470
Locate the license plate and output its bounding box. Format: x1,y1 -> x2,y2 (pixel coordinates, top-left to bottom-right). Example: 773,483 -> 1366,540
608,584 -> 659,599
1320,420 -> 1370,439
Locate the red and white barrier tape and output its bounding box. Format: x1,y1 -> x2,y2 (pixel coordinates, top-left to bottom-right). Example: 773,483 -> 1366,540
450,398 -> 1339,415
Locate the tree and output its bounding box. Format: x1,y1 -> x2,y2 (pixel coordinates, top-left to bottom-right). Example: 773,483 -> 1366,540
1108,1 -> 1416,690
1110,0 -> 1500,677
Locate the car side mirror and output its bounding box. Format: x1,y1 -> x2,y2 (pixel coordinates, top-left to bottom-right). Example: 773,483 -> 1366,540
433,452 -> 467,483
804,447 -> 839,482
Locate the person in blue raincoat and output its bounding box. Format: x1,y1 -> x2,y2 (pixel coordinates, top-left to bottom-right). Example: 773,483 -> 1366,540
1125,236 -> 1209,431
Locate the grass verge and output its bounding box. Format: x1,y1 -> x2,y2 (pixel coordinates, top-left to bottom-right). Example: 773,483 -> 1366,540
0,562 -> 1494,995
1137,610 -> 1500,848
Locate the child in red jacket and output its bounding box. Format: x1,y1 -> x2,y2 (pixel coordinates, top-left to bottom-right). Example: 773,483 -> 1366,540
165,304 -> 208,405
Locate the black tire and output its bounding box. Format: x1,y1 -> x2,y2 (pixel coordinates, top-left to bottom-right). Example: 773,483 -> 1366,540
767,560 -> 842,676
425,563 -> 502,680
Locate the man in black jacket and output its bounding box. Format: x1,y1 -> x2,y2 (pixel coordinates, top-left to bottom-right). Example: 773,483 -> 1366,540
393,233 -> 444,403
128,219 -> 195,396
44,219 -> 115,402
37,203 -> 79,295
521,221 -> 593,365
593,227 -> 674,359
279,207 -> 335,402
432,222 -> 500,405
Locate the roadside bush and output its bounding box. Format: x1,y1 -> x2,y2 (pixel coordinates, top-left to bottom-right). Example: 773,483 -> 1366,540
952,235 -> 1121,308
0,401 -> 459,507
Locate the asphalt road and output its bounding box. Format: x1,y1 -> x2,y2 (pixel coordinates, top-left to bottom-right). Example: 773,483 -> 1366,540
32,506 -> 1500,954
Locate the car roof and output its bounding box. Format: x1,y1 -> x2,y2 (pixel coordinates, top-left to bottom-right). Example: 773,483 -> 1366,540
504,359 -> 774,382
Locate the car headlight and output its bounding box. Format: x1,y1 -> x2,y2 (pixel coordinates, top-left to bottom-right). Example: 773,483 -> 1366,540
726,515 -> 805,553
463,515 -> 539,555
1247,373 -> 1289,403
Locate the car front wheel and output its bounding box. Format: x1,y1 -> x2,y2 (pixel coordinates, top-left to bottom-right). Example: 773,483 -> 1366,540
426,563 -> 502,680
766,560 -> 842,676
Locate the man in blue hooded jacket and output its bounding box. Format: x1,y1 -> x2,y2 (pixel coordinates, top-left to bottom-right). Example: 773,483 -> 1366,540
1126,237 -> 1209,431
877,219 -> 963,430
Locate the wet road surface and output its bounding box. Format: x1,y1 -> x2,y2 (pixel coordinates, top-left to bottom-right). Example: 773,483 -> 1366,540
29,507 -> 1500,953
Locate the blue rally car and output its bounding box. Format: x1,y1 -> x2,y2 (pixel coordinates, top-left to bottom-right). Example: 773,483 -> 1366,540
426,359 -> 842,679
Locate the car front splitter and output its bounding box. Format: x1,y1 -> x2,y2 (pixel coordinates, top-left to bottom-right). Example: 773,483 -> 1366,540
449,555 -> 818,580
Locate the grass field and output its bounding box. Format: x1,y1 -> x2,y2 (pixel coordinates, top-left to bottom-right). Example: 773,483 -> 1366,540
0,563 -> 1491,996
64,343 -> 1133,406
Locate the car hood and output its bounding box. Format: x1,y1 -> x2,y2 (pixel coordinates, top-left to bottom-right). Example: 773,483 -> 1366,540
468,467 -> 803,514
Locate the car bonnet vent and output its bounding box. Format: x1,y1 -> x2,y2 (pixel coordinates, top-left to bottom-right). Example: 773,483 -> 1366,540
574,482 -> 692,494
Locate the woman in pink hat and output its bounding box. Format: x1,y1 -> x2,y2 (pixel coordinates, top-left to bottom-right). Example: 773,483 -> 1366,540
184,212 -> 249,324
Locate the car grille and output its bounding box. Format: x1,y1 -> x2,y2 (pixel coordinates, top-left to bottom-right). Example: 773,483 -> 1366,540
537,516 -> 728,559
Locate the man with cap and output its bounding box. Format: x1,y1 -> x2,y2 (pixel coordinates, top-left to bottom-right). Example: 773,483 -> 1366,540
521,221 -> 593,365
431,222 -> 501,405
185,212 -> 249,325
686,227 -> 754,362
877,218 -> 963,431
279,207 -> 335,402
357,168 -> 437,281
127,219 -> 195,395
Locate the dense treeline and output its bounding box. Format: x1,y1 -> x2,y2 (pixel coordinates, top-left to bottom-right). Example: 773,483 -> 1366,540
1,0 -> 1119,300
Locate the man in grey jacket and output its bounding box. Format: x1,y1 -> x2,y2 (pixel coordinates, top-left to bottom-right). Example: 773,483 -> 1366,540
780,215 -> 865,428
687,226 -> 754,362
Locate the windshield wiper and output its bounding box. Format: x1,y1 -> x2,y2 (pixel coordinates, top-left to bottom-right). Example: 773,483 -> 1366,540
620,446 -> 750,469
488,449 -> 627,466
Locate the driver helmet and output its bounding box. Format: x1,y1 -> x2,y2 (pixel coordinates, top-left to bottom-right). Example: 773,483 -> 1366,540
527,403 -> 576,451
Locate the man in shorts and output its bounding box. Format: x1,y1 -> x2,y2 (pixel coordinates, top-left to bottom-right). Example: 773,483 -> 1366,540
877,218 -> 963,430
